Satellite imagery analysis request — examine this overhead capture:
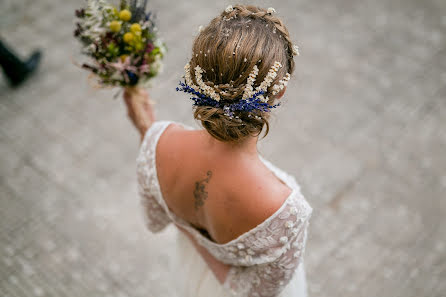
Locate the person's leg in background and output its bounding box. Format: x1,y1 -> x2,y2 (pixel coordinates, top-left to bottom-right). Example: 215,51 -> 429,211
0,39 -> 41,87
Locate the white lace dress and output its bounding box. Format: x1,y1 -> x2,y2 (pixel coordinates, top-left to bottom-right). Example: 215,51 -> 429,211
137,121 -> 313,297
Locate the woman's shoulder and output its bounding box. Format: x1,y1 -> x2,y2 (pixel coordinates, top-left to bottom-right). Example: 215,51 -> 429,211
149,120 -> 197,158
206,164 -> 294,244
155,120 -> 198,172
144,120 -> 195,139
156,121 -> 199,158
157,120 -> 195,130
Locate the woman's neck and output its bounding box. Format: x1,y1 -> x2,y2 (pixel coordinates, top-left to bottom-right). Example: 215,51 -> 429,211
202,131 -> 259,157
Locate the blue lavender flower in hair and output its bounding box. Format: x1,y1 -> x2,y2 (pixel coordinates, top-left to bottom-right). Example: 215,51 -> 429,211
223,106 -> 235,118
177,82 -> 221,108
176,81 -> 280,113
228,91 -> 281,113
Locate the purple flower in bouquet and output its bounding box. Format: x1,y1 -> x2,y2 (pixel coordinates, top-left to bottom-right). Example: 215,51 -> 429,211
145,42 -> 154,54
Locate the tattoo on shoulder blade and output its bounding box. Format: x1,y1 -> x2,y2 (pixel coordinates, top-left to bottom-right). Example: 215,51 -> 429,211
194,171 -> 212,210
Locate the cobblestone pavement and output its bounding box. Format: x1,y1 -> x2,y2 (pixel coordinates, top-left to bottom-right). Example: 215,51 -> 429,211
0,0 -> 445,296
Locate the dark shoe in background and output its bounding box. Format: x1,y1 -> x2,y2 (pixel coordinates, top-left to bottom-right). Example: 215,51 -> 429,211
0,40 -> 42,88
9,50 -> 42,87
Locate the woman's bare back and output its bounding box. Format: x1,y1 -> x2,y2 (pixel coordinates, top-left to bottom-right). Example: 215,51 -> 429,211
156,123 -> 292,244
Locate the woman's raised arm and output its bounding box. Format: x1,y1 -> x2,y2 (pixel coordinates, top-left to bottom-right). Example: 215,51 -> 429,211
123,87 -> 156,141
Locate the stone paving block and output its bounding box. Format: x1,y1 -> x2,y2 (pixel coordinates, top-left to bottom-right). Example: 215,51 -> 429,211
261,129 -> 364,208
0,0 -> 445,296
306,168 -> 444,297
0,184 -> 34,235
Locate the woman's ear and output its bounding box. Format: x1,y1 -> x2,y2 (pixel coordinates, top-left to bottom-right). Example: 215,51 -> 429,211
276,87 -> 287,100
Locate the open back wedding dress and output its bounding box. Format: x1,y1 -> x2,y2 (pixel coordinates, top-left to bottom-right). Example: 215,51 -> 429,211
136,121 -> 313,297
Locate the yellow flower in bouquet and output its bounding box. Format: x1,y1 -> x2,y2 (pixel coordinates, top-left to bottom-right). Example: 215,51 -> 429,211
109,21 -> 121,33
123,32 -> 134,43
130,23 -> 141,33
119,9 -> 132,21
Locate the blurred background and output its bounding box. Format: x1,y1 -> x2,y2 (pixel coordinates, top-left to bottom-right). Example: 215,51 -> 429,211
0,0 -> 445,296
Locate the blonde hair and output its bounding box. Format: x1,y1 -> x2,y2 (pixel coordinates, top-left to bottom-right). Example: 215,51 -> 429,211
188,5 -> 295,142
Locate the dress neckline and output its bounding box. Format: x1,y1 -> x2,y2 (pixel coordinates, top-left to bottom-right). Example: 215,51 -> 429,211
151,121 -> 301,247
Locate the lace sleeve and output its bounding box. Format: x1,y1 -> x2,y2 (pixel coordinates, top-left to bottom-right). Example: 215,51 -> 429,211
139,187 -> 171,233
223,213 -> 311,297
136,121 -> 174,233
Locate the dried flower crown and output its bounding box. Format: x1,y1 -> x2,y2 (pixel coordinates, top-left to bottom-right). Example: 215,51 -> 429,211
176,62 -> 291,119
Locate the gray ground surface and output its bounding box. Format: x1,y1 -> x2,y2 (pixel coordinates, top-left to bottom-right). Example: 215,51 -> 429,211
0,0 -> 445,296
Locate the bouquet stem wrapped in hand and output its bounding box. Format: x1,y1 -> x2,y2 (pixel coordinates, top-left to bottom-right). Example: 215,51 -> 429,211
74,0 -> 166,87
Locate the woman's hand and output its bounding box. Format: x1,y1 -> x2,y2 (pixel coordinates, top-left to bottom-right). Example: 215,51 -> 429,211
123,87 -> 155,140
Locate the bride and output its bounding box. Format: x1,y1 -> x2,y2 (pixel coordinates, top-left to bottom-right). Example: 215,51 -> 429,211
123,5 -> 313,297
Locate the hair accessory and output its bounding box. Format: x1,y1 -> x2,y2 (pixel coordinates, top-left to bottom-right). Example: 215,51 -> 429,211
184,63 -> 199,90
242,65 -> 259,100
225,5 -> 234,13
255,61 -> 282,102
194,65 -> 221,102
292,44 -> 300,56
176,82 -> 280,119
267,7 -> 276,14
177,61 -> 289,119
272,73 -> 290,95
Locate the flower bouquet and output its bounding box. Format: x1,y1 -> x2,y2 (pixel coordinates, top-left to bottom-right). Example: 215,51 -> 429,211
74,0 -> 166,87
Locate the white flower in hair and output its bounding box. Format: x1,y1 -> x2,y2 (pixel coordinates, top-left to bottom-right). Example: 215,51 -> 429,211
267,7 -> 276,14
184,63 -> 199,90
255,61 -> 283,102
194,65 -> 221,102
198,25 -> 204,33
242,65 -> 259,100
292,44 -> 300,56
272,73 -> 291,95
225,5 -> 233,13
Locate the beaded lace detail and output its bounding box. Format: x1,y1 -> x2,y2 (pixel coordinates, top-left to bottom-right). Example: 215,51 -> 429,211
136,121 -> 313,297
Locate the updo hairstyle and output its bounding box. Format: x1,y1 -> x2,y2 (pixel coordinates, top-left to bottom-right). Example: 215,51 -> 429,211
189,5 -> 295,142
